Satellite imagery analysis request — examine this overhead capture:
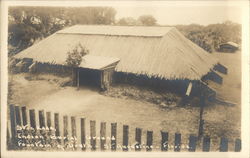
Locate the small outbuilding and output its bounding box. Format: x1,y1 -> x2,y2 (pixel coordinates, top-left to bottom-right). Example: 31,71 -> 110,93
76,55 -> 120,90
219,42 -> 239,53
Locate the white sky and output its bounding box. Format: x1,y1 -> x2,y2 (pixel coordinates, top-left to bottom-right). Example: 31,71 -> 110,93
115,5 -> 242,25
5,0 -> 244,25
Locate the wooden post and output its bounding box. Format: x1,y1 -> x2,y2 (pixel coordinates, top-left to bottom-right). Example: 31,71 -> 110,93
219,137 -> 228,152
174,133 -> 181,152
9,104 -> 17,147
80,118 -> 86,151
122,125 -> 129,151
202,136 -> 210,152
77,68 -> 80,90
198,95 -> 205,138
54,113 -> 60,144
72,67 -> 76,86
161,131 -> 168,151
135,128 -> 142,151
71,117 -> 77,150
100,71 -> 103,90
37,110 -> 45,145
71,117 -> 76,137
146,131 -> 153,151
21,106 -> 27,126
14,106 -> 23,149
63,116 -> 69,145
7,125 -> 11,150
15,106 -> 22,126
46,112 -> 52,145
90,120 -> 96,151
100,122 -> 106,150
29,109 -> 36,129
54,113 -> 60,136
46,112 -> 52,128
235,138 -> 241,152
38,110 -> 45,128
111,123 -> 117,151
29,109 -> 36,149
198,120 -> 204,138
188,135 -> 197,152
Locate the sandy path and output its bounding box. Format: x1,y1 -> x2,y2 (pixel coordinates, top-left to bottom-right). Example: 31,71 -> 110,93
9,74 -> 202,151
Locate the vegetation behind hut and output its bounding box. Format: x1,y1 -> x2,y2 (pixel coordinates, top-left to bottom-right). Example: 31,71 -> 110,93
8,6 -> 241,56
65,43 -> 89,67
65,43 -> 89,86
175,21 -> 241,52
8,6 -> 116,55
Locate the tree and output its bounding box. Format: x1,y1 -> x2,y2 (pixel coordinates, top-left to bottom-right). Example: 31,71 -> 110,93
8,23 -> 42,55
137,15 -> 157,26
117,17 -> 137,26
8,6 -> 117,56
175,21 -> 241,52
65,43 -> 89,88
60,7 -> 116,25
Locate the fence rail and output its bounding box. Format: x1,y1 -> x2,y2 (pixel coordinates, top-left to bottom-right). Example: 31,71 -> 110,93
7,104 -> 241,152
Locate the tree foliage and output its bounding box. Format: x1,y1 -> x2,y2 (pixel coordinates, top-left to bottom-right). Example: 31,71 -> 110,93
8,6 -> 116,55
137,15 -> 157,26
117,17 -> 137,26
65,43 -> 89,68
175,21 -> 241,52
116,15 -> 157,26
8,6 -> 241,56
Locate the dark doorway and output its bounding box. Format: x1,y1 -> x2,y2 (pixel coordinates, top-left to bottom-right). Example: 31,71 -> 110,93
78,68 -> 101,88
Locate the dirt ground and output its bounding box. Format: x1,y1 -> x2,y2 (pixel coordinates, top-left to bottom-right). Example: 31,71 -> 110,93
8,73 -> 201,151
7,51 -> 241,151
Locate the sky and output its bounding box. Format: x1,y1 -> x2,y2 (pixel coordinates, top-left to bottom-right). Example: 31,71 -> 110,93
5,0 -> 244,26
114,5 -> 242,25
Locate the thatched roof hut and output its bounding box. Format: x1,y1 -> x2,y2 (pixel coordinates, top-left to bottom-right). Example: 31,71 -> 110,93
15,25 -> 218,81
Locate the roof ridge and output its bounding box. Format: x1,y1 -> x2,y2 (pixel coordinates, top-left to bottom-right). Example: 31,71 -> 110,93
69,24 -> 174,28
57,25 -> 174,37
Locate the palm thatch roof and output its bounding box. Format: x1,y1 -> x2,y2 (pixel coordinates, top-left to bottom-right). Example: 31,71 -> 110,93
80,55 -> 120,70
15,25 -> 218,80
